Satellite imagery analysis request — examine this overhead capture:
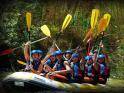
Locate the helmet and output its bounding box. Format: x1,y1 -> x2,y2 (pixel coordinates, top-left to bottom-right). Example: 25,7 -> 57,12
98,54 -> 105,59
54,50 -> 63,56
31,50 -> 43,55
65,50 -> 73,54
72,53 -> 79,58
85,56 -> 92,61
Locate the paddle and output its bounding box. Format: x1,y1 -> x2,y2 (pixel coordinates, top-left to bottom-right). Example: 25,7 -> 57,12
91,9 -> 100,30
91,18 -> 107,51
56,14 -> 72,40
83,9 -> 99,55
103,13 -> 111,29
40,25 -> 60,50
15,37 -> 48,50
90,13 -> 111,52
94,13 -> 111,64
83,9 -> 99,42
17,60 -> 26,66
97,18 -> 107,35
41,25 -> 51,37
26,12 -> 32,66
96,13 -> 111,45
26,12 -> 31,40
97,13 -> 111,35
61,14 -> 72,32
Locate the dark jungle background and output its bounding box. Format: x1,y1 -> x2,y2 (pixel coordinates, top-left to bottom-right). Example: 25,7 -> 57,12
0,0 -> 124,93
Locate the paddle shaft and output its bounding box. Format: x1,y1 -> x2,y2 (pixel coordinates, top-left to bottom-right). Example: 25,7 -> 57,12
13,37 -> 48,51
95,32 -> 104,62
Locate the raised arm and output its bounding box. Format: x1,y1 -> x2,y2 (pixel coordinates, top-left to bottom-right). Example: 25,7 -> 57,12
24,42 -> 30,62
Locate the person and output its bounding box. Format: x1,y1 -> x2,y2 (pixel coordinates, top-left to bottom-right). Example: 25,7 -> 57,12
84,56 -> 95,83
97,54 -> 109,83
64,50 -> 73,62
75,46 -> 84,61
80,56 -> 85,80
47,50 -> 72,82
44,52 -> 57,73
24,42 -> 44,75
71,53 -> 83,83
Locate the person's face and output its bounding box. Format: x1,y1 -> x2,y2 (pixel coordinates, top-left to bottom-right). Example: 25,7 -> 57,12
65,53 -> 72,59
72,57 -> 78,63
56,54 -> 62,59
98,58 -> 104,63
32,53 -> 42,59
50,56 -> 56,61
87,59 -> 93,64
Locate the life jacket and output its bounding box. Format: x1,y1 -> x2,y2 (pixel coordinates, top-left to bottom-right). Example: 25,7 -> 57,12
32,59 -> 41,71
85,63 -> 95,77
55,59 -> 66,71
80,57 -> 85,71
99,64 -> 105,75
45,59 -> 57,68
99,62 -> 109,76
72,62 -> 83,78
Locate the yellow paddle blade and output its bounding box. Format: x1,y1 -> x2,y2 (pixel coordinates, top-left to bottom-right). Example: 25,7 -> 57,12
98,18 -> 107,33
26,12 -> 31,31
40,25 -> 51,37
17,60 -> 26,65
61,14 -> 72,32
103,13 -> 111,29
90,9 -> 100,29
83,28 -> 93,42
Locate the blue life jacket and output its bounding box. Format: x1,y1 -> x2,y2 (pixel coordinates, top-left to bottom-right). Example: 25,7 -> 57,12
32,59 -> 41,71
99,64 -> 105,75
72,62 -> 82,77
45,59 -> 56,68
85,64 -> 93,77
55,59 -> 65,71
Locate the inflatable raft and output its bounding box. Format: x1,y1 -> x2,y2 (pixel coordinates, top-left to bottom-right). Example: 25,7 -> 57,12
3,72 -> 107,92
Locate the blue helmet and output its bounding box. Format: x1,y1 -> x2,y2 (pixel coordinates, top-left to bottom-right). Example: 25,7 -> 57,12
31,50 -> 43,55
65,50 -> 73,54
72,53 -> 79,58
98,54 -> 105,59
85,56 -> 92,61
54,50 -> 63,56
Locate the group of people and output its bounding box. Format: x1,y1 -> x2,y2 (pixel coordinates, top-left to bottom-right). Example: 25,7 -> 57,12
23,42 -> 110,84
